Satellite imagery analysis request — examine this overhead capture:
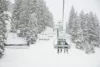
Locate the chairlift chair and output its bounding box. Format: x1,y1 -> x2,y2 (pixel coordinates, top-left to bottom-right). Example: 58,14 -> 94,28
54,37 -> 70,53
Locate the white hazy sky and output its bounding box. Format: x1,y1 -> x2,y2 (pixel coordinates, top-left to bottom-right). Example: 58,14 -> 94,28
9,0 -> 100,28
44,0 -> 100,28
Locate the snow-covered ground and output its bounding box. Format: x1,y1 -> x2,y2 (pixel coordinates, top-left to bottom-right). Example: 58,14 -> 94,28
0,27 -> 100,67
6,33 -> 27,44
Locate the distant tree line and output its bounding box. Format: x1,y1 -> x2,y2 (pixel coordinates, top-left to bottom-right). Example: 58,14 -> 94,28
67,6 -> 100,54
11,0 -> 54,44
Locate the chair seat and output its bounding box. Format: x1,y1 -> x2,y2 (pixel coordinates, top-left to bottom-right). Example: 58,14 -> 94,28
54,45 -> 70,49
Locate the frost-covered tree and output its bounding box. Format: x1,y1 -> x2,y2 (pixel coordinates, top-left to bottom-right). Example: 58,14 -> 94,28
79,12 -> 100,53
0,0 -> 8,58
67,7 -> 100,54
11,0 -> 53,44
79,13 -> 92,53
68,6 -> 77,35
68,6 -> 81,42
86,12 -> 100,52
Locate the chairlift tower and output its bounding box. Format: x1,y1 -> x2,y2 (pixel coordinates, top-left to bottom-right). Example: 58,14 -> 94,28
57,0 -> 65,38
62,0 -> 65,30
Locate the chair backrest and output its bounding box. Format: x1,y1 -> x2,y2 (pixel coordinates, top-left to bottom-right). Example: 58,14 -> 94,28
65,42 -> 68,45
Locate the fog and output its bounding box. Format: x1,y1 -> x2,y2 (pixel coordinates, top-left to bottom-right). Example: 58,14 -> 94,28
6,0 -> 100,67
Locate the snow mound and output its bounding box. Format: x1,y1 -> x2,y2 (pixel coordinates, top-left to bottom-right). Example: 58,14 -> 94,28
5,33 -> 27,44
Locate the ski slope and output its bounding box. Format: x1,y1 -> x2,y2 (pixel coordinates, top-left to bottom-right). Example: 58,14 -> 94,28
0,27 -> 100,67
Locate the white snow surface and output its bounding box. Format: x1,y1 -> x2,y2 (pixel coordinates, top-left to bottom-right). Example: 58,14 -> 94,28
6,33 -> 27,44
0,27 -> 100,67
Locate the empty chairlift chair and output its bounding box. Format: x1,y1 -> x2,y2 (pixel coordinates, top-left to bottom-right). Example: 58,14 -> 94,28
54,37 -> 70,53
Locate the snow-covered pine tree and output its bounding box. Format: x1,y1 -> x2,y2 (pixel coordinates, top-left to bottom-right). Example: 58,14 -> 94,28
68,6 -> 77,35
79,13 -> 91,53
11,0 -> 53,44
78,11 -> 89,51
0,0 -> 8,58
68,6 -> 80,42
86,12 -> 100,53
67,7 -> 100,54
78,11 -> 100,54
11,0 -> 22,33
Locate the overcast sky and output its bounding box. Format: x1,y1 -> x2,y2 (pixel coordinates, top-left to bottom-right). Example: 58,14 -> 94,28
9,0 -> 100,28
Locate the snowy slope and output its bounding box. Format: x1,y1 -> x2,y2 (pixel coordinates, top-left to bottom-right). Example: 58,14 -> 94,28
6,33 -> 27,44
0,27 -> 100,67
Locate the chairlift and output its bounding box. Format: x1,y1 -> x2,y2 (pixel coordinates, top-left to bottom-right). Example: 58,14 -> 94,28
54,36 -> 70,53
54,0 -> 71,53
